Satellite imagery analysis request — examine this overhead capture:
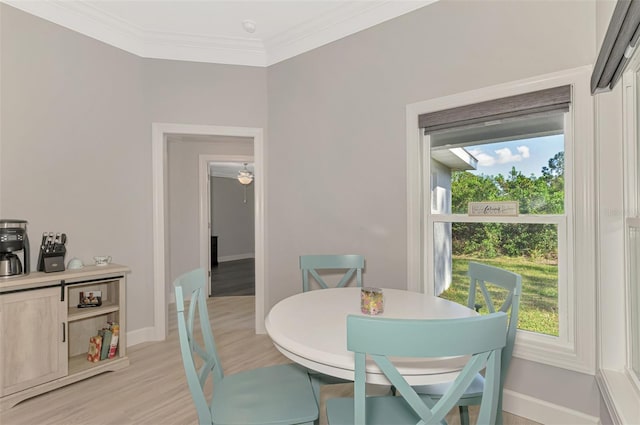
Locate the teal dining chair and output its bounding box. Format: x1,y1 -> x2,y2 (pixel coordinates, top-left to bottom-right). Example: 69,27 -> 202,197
299,254 -> 365,402
174,268 -> 318,425
412,261 -> 522,425
300,254 -> 364,292
326,312 -> 508,425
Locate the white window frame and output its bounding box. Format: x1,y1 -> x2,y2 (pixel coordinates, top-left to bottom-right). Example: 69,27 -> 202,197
406,66 -> 596,374
623,64 -> 640,392
596,48 -> 640,424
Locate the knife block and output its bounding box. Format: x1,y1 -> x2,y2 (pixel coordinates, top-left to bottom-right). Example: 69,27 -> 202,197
37,248 -> 66,273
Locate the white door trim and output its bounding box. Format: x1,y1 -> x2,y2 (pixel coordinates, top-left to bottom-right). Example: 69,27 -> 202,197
199,154 -> 254,297
152,123 -> 266,341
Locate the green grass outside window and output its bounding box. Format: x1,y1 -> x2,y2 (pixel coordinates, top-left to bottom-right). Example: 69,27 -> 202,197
439,256 -> 559,336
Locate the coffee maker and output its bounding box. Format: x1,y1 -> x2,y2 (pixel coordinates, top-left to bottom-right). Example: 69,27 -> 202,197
0,219 -> 30,277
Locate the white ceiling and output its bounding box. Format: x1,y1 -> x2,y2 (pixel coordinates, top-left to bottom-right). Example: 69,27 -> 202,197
5,0 -> 435,67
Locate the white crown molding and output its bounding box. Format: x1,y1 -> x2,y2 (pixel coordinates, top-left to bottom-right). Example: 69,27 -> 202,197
3,0 -> 435,67
4,0 -> 267,66
265,1 -> 436,66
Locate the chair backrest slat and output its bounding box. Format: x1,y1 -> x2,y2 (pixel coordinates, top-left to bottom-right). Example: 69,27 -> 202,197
300,254 -> 364,291
347,313 -> 507,425
174,268 -> 224,425
466,262 -> 522,383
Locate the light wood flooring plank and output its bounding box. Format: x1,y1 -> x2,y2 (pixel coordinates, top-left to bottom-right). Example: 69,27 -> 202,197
0,296 -> 540,425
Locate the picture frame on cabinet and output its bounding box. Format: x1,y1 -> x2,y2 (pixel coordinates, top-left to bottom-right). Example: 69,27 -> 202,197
78,291 -> 102,308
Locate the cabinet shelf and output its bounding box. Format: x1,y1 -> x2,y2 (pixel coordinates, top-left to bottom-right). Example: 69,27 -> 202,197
68,353 -> 124,375
67,303 -> 119,322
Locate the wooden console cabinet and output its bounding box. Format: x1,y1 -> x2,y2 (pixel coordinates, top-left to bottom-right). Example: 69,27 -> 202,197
0,264 -> 130,410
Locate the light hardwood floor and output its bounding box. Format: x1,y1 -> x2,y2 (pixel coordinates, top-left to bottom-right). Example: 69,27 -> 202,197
1,296 -> 540,425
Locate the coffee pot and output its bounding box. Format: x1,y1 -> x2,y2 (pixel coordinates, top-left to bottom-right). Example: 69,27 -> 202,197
0,219 -> 30,277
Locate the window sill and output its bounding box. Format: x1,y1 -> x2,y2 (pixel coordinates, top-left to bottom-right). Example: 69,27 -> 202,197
596,369 -> 640,424
513,331 -> 595,375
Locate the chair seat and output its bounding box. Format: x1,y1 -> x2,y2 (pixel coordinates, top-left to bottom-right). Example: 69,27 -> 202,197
412,373 -> 485,402
327,394 -> 440,425
211,364 -> 319,425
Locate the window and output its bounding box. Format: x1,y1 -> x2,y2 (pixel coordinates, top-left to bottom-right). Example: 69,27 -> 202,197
406,67 -> 596,373
596,39 -> 640,425
630,227 -> 640,381
624,56 -> 640,388
432,132 -> 565,337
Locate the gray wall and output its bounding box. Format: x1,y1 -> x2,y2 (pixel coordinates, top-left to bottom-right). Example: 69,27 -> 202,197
266,0 -> 597,418
0,4 -> 149,329
0,4 -> 267,331
266,0 -> 595,303
210,176 -> 255,260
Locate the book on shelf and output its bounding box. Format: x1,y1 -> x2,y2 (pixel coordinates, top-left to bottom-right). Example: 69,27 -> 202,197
87,322 -> 119,362
87,335 -> 102,363
99,328 -> 112,360
108,323 -> 119,359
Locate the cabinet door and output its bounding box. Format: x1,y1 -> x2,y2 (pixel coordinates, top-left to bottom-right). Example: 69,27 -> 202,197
0,286 -> 67,397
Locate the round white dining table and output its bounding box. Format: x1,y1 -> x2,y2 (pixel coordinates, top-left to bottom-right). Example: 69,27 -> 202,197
265,287 -> 478,385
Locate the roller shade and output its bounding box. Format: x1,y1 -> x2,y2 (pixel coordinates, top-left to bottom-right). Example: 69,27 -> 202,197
419,85 -> 571,134
591,0 -> 640,94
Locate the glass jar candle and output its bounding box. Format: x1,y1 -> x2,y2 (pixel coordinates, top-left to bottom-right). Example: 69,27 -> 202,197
361,287 -> 384,315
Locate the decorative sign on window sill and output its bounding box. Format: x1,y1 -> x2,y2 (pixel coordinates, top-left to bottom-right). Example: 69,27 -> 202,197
468,201 -> 519,217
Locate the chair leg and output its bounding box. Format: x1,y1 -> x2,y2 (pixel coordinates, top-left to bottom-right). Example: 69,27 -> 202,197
310,374 -> 321,407
459,405 -> 470,425
495,398 -> 504,425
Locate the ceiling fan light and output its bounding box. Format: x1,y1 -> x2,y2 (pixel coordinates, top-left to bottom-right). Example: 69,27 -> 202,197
237,163 -> 254,185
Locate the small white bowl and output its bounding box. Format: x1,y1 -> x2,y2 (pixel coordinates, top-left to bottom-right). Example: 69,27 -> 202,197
67,258 -> 84,270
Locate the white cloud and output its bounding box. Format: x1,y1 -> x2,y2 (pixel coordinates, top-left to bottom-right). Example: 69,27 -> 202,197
517,145 -> 530,158
469,148 -> 496,166
469,145 -> 531,169
494,146 -> 529,164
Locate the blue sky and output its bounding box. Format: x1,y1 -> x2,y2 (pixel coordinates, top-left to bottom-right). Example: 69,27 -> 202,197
466,134 -> 564,177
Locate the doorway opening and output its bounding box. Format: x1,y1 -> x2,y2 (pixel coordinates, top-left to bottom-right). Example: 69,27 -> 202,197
152,123 -> 266,342
207,161 -> 256,297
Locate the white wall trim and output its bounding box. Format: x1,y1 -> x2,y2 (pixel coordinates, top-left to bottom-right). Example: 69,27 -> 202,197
6,0 -> 436,67
595,47 -> 640,425
264,1 -> 436,66
596,369 -> 640,425
405,66 -> 596,374
151,123 -> 167,341
152,123 -> 266,342
503,389 -> 601,425
406,104 -> 423,293
218,254 -> 255,263
125,326 -> 157,348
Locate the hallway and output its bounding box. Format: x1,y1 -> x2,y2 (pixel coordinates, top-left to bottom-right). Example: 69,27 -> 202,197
211,258 -> 255,296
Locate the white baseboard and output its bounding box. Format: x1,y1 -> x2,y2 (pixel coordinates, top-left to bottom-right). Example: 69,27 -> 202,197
503,389 -> 601,425
597,369 -> 640,425
126,326 -> 160,347
218,253 -> 254,262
